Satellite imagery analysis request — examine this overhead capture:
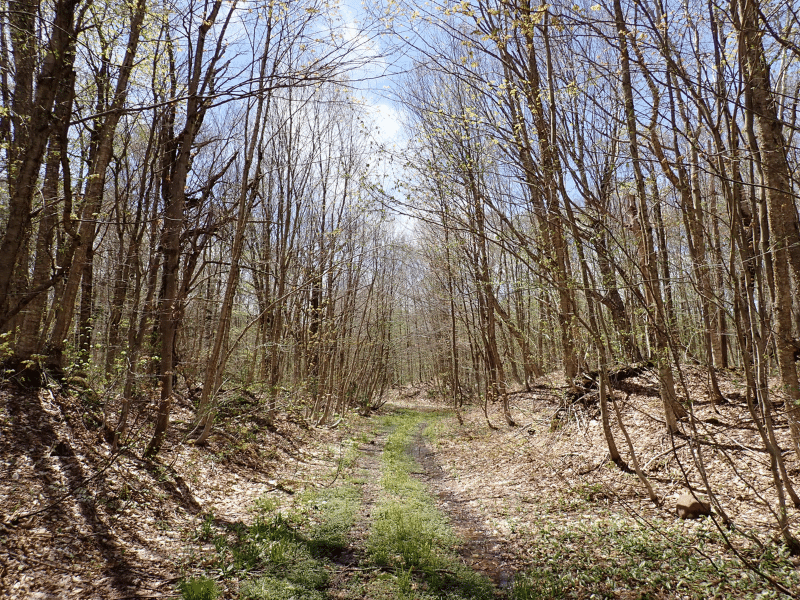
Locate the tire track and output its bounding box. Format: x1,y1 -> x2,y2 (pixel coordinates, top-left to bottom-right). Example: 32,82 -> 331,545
409,423 -> 517,593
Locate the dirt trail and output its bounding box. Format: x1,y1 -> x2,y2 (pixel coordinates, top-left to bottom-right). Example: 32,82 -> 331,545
5,378 -> 800,598
325,427 -> 389,592
327,412 -> 513,598
409,423 -> 517,591
349,431 -> 387,545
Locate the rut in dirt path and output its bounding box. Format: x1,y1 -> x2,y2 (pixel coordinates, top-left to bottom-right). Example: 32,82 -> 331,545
326,427 -> 389,583
325,412 -> 516,599
409,422 -> 517,590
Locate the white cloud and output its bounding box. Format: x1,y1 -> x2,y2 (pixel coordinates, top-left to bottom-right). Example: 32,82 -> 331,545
369,102 -> 404,147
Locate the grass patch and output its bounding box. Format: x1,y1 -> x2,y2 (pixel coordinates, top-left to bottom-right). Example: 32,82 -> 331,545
182,427 -> 370,599
239,576 -> 325,600
206,481 -> 364,598
305,483 -> 362,556
179,576 -> 219,600
511,514 -> 800,599
367,410 -> 495,600
511,570 -> 565,600
211,508 -> 329,592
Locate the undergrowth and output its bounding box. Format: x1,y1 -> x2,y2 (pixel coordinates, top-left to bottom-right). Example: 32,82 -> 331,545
179,437 -> 364,600
178,576 -> 219,600
510,514 -> 800,599
179,405 -> 800,600
427,408 -> 800,599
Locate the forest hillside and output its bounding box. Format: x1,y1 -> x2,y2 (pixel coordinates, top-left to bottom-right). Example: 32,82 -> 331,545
3,0 -> 800,596
2,375 -> 800,598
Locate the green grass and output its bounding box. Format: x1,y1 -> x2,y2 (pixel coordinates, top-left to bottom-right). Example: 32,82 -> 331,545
208,479 -> 364,598
305,483 -> 362,556
181,406 -> 800,600
178,576 -> 219,600
179,408 -> 493,599
181,425 -> 369,600
210,509 -> 330,590
177,406 -> 800,599
239,576 -> 325,600
366,410 -> 496,600
511,570 -> 565,600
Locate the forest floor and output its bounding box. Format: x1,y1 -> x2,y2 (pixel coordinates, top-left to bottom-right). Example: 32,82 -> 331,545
2,368 -> 800,598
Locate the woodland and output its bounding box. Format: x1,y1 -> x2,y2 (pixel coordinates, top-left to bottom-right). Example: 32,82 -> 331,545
2,0 -> 800,597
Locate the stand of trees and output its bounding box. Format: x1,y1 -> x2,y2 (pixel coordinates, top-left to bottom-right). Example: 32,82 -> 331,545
2,0 -> 800,546
0,0 -> 400,454
373,0 -> 800,548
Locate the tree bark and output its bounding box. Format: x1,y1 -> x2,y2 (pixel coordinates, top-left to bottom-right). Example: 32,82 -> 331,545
15,67 -> 75,360
736,0 -> 800,460
146,0 -> 232,458
195,33 -> 273,442
613,0 -> 684,432
46,0 -> 149,369
0,0 -> 80,329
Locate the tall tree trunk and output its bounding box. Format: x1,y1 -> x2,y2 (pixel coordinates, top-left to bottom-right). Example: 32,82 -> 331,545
15,66 -> 75,360
467,166 -> 515,426
195,35 -> 273,442
613,0 -> 684,432
145,1 -> 233,458
77,240 -> 95,369
488,3 -> 581,381
563,185 -> 627,469
686,144 -> 724,405
736,0 -> 800,461
708,171 -> 730,369
108,208 -> 160,450
46,0 -> 149,369
105,123 -> 159,377
0,0 -> 80,329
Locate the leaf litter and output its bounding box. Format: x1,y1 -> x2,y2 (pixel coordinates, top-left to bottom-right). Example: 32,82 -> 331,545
2,368 -> 800,598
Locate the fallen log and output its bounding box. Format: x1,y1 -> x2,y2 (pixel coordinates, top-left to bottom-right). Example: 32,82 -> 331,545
567,361 -> 655,404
